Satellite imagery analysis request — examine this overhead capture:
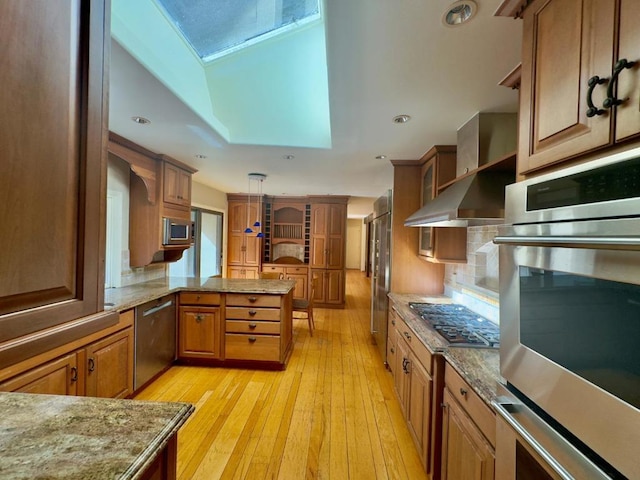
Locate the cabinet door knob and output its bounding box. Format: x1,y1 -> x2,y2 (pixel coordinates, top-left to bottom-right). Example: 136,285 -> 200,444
88,358 -> 95,373
586,75 -> 608,117
459,387 -> 468,397
604,59 -> 637,109
403,331 -> 411,341
195,314 -> 203,323
248,296 -> 257,303
390,347 -> 395,354
248,323 -> 257,329
248,310 -> 257,316
248,337 -> 257,343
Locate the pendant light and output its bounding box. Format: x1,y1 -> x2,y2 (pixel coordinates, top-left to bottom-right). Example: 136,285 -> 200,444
246,173 -> 267,236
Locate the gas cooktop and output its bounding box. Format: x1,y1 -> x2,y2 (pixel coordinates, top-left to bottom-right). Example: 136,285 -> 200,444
409,302 -> 500,348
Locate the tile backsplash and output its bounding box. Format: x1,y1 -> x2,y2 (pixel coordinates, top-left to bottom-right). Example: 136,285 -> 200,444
444,225 -> 501,322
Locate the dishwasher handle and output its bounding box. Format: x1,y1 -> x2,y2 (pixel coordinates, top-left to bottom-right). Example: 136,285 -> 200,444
142,299 -> 174,317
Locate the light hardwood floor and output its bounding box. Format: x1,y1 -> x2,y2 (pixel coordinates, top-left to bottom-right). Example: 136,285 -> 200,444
135,270 -> 428,480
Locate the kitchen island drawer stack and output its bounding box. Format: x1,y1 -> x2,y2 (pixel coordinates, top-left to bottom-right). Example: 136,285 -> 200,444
225,293 -> 293,366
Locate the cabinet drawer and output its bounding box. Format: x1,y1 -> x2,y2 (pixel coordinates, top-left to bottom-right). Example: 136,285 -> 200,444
397,318 -> 433,376
262,265 -> 285,273
226,294 -> 281,308
226,320 -> 281,335
285,266 -> 307,274
180,292 -> 221,305
445,362 -> 495,446
226,307 -> 281,322
225,334 -> 280,362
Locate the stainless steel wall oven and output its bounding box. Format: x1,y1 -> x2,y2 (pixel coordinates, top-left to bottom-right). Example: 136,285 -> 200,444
494,146 -> 640,480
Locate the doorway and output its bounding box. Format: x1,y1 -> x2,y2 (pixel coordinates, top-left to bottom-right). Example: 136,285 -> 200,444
169,208 -> 223,278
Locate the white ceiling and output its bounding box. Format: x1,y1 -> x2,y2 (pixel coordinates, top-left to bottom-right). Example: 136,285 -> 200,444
108,0 -> 522,218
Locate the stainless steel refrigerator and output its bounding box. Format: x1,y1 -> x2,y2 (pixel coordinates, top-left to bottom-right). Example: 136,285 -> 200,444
370,190 -> 392,364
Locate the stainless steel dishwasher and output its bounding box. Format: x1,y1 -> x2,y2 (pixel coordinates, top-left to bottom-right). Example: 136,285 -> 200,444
134,294 -> 176,391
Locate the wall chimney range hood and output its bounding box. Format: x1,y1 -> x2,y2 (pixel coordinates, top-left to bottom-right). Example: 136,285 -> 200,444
404,171 -> 514,227
405,112 -> 517,228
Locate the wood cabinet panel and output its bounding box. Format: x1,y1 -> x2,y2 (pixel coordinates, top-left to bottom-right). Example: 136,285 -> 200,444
0,353 -> 79,396
614,0 -> 640,142
0,0 -> 117,356
225,306 -> 281,321
85,328 -> 134,399
225,334 -> 280,362
407,354 -> 433,468
163,162 -> 191,208
442,389 -> 495,480
178,307 -> 221,360
226,320 -> 281,335
518,0 -> 617,173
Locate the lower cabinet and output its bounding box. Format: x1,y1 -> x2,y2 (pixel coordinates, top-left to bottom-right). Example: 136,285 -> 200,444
389,305 -> 441,475
311,269 -> 344,306
441,363 -> 495,480
0,323 -> 134,399
178,293 -> 222,360
227,266 -> 259,279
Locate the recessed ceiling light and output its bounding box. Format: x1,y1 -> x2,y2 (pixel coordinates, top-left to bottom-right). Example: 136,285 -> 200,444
442,1 -> 477,27
283,154 -> 295,160
375,155 -> 387,160
131,116 -> 151,125
393,114 -> 411,124
195,154 -> 207,159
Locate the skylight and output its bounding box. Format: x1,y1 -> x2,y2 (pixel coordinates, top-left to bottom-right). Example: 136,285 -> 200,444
156,0 -> 321,61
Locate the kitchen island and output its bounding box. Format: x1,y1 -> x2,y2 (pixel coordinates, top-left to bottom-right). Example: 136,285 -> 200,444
0,392 -> 193,480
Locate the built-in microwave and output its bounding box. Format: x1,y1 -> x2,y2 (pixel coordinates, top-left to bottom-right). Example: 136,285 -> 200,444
162,217 -> 192,246
494,146 -> 640,480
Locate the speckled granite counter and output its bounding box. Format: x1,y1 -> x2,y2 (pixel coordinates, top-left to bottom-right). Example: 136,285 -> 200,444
105,277 -> 296,312
0,392 -> 193,480
389,292 -> 501,406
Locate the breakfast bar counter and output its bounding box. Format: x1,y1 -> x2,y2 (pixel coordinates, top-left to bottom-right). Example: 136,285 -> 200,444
0,392 -> 193,480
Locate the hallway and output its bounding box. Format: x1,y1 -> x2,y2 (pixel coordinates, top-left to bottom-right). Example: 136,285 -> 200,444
134,270 -> 427,479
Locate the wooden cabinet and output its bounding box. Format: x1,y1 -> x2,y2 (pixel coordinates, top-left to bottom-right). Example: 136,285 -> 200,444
227,196 -> 262,278
178,293 -> 222,360
517,0 -> 640,174
418,146 -> 467,263
310,202 -> 346,269
0,326 -> 134,399
109,135 -> 197,267
0,0 -> 119,370
388,305 -> 443,475
85,328 -> 134,399
0,353 -> 79,396
309,197 -> 348,307
310,269 -> 344,306
224,292 -> 293,365
162,160 -> 192,208
441,363 -> 495,480
284,266 -> 308,301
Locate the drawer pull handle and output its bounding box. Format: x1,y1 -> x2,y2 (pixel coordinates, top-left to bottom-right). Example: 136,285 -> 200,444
403,331 -> 411,340
391,319 -> 396,326
249,310 -> 257,316
248,296 -> 258,303
196,295 -> 201,300
249,323 -> 257,329
70,367 -> 78,382
390,347 -> 395,354
603,58 -> 637,109
88,358 -> 95,373
459,388 -> 468,397
248,337 -> 257,343
586,75 -> 607,117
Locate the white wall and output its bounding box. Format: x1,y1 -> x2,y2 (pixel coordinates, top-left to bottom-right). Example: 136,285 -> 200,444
346,218 -> 363,270
191,181 -> 229,276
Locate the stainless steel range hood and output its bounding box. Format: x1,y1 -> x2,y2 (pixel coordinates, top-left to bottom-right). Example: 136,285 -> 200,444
404,171 -> 514,227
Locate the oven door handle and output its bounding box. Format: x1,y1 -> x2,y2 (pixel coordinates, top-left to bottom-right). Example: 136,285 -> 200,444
493,235 -> 640,250
492,398 -> 612,480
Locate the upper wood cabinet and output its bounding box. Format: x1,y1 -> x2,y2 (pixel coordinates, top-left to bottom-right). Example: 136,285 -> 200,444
108,133 -> 197,267
310,202 -> 347,270
517,0 -> 640,174
418,146 -> 467,263
161,157 -> 192,208
227,197 -> 262,277
0,0 -> 119,369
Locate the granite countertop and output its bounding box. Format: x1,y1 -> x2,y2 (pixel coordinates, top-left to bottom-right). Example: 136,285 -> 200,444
388,292 -> 501,406
105,277 -> 296,312
0,392 -> 193,480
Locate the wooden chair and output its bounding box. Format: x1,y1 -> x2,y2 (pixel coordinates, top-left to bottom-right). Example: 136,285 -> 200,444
292,279 -> 316,336
259,271 -> 283,279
